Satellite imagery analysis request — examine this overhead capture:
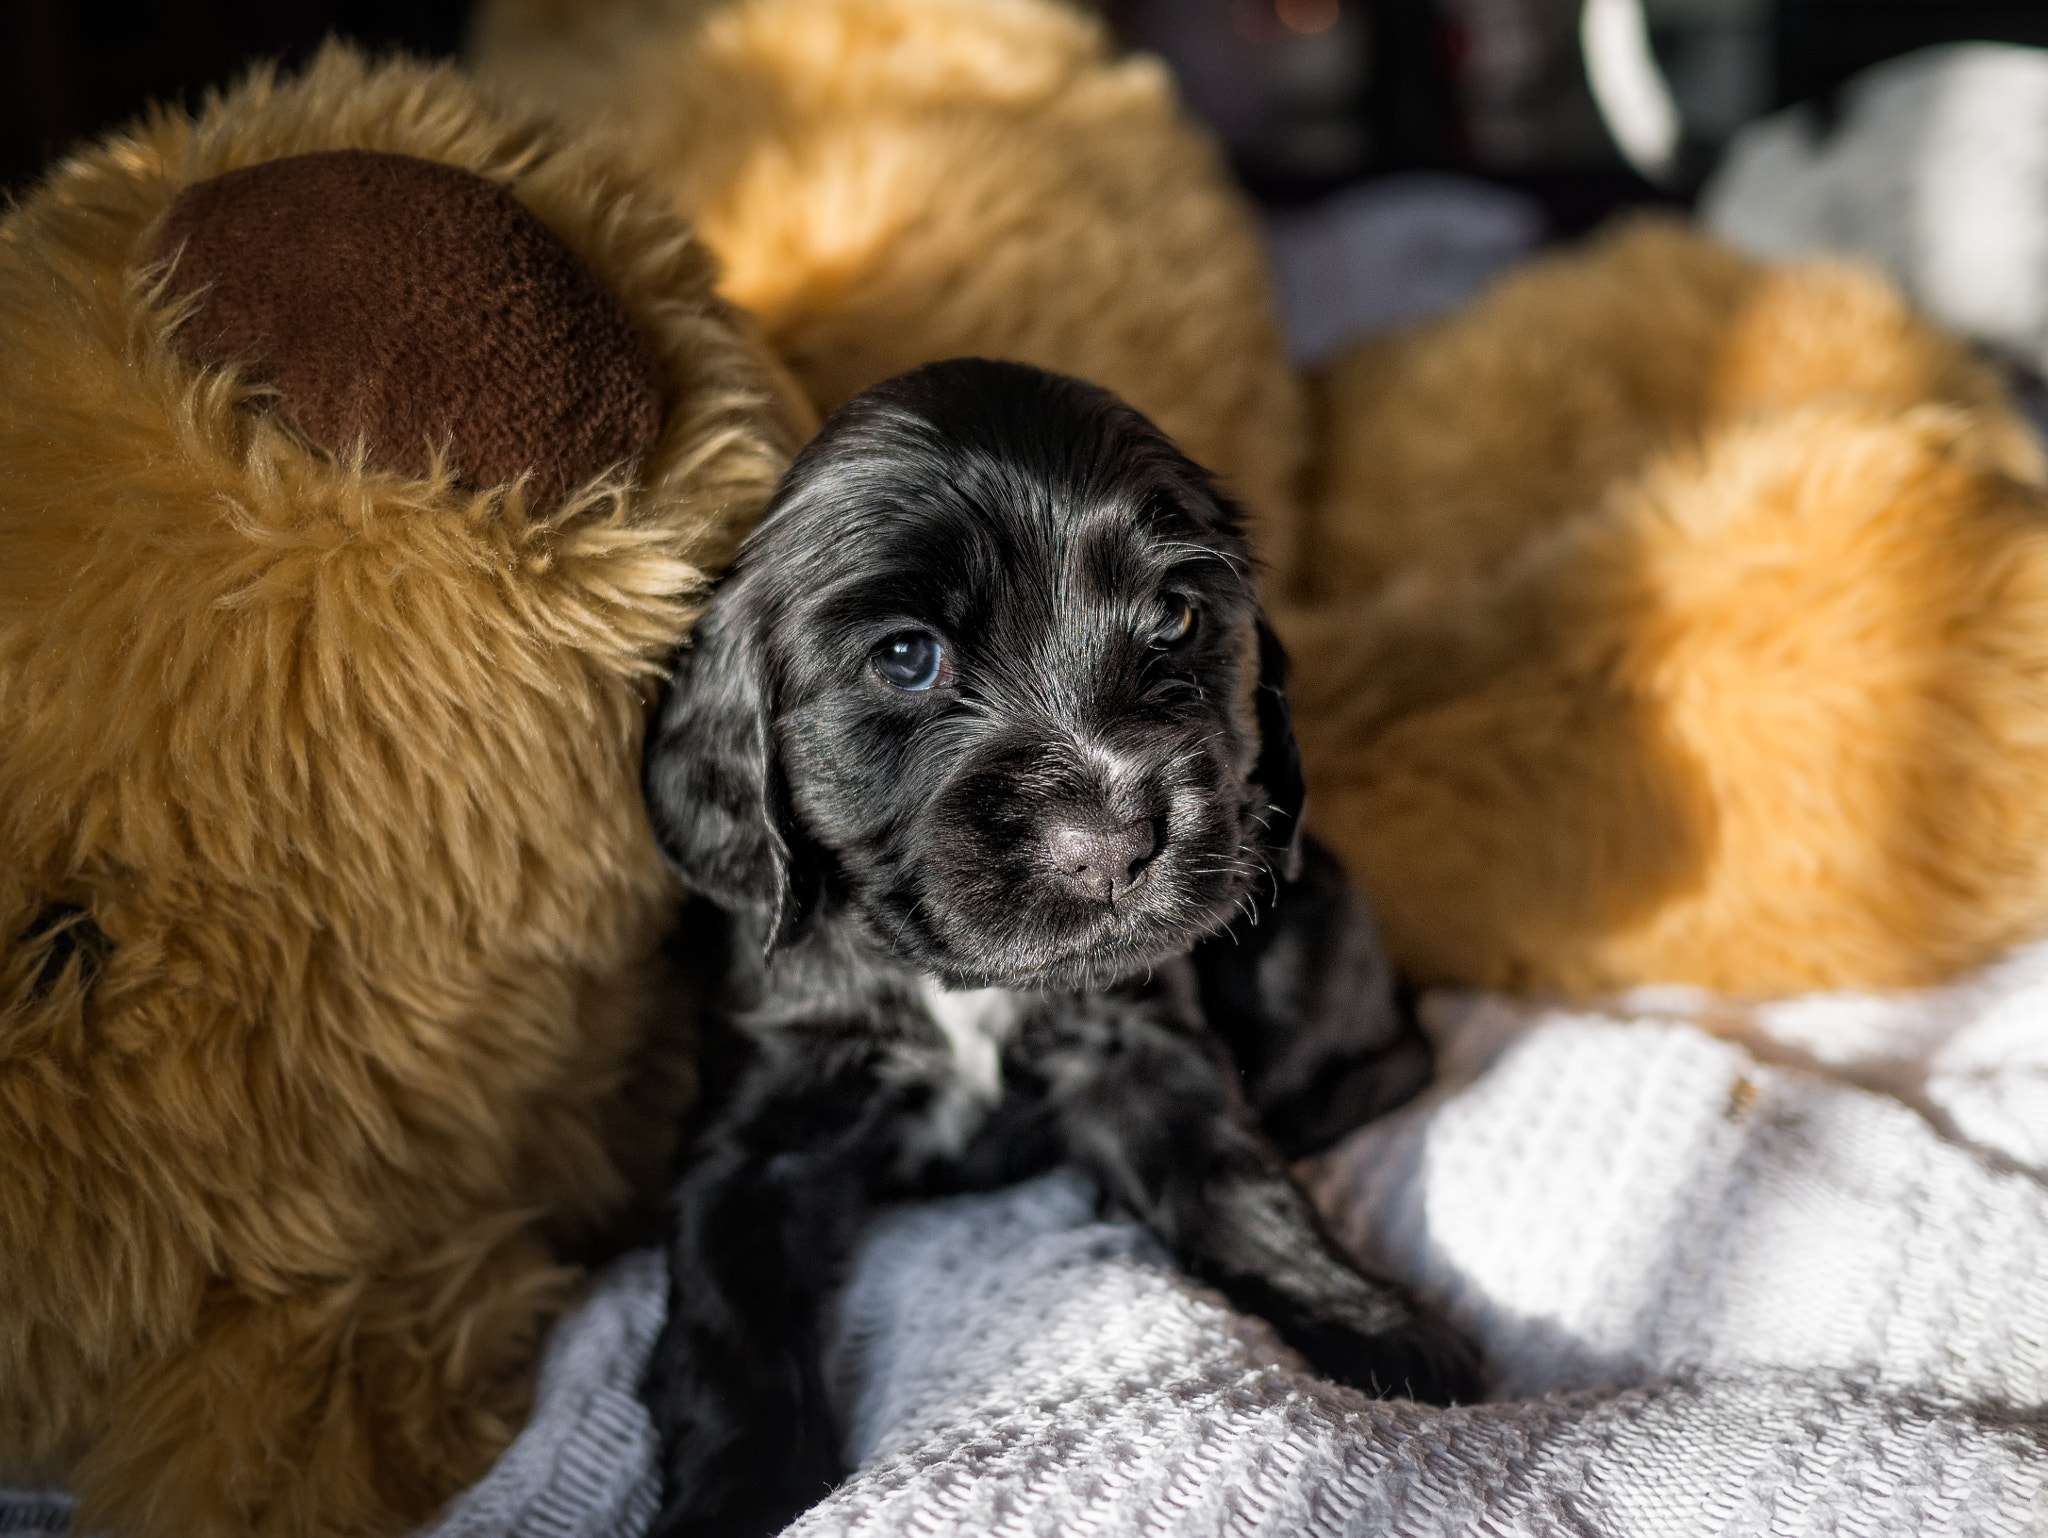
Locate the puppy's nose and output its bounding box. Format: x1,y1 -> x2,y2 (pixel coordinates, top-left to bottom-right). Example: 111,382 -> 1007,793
1046,817 -> 1157,904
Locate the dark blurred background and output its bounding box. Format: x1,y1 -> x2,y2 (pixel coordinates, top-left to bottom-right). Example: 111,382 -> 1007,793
3,0 -> 471,195
9,0 -> 2048,222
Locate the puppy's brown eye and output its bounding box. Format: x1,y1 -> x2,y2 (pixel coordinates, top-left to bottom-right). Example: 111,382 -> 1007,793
1152,593 -> 1197,646
872,630 -> 950,691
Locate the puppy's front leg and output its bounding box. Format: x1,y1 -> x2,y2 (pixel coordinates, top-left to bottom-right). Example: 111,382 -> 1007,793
644,1032 -> 900,1538
1192,832 -> 1434,1158
1033,983 -> 1483,1406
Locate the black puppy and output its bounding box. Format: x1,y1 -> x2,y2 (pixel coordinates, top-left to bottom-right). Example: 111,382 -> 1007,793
640,359 -> 1480,1538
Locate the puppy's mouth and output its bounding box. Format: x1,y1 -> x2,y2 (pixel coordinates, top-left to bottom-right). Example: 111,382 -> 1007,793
868,785 -> 1272,990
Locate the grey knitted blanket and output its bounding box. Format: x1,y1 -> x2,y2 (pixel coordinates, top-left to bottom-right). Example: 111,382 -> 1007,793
11,943 -> 2048,1536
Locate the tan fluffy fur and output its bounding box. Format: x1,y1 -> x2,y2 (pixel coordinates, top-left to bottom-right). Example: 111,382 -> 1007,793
0,45 -> 801,1537
1285,220 -> 2048,994
470,0 -> 1308,582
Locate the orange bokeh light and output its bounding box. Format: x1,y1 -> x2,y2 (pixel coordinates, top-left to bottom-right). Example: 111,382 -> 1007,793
1276,0 -> 1341,35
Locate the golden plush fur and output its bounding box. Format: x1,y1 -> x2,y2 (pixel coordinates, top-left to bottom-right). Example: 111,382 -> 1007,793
1285,221 -> 2048,994
470,0 -> 1308,581
0,45 -> 800,1538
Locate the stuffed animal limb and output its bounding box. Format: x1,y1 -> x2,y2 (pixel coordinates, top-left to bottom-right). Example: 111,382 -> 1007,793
0,45 -> 800,1536
1287,221 -> 2048,996
1299,219 -> 2039,598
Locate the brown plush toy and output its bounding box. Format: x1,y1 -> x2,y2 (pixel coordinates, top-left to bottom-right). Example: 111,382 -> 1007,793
1281,219 -> 2048,996
0,45 -> 803,1538
2,10 -> 1311,1533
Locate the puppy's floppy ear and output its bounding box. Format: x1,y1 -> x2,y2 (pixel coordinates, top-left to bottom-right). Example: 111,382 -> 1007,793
1253,617 -> 1307,883
643,594 -> 808,944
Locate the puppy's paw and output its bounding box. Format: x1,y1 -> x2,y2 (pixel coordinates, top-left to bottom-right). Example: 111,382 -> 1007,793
1290,1301 -> 1486,1406
646,1388 -> 841,1538
643,1321 -> 843,1538
1221,1272 -> 1485,1405
649,1488 -> 826,1538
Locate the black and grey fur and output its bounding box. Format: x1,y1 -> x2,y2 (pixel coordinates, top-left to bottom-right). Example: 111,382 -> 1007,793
640,360 -> 1480,1538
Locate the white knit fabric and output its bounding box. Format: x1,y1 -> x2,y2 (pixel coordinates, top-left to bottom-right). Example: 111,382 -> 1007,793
1311,988 -> 2048,1404
423,1250 -> 666,1538
8,943 -> 2048,1536
787,953 -> 2048,1536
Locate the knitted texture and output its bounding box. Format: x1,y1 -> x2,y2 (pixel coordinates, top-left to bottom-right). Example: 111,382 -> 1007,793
10,947 -> 2047,1536
420,1252 -> 666,1538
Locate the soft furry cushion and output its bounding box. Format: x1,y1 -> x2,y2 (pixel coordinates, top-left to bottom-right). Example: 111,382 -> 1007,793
0,43 -> 800,1538
1283,220 -> 2048,995
470,0 -> 1308,583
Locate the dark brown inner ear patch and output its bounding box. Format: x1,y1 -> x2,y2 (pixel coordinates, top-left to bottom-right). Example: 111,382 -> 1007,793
152,149 -> 663,503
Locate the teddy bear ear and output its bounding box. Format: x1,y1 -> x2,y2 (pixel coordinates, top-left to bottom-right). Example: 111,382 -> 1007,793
150,148 -> 663,502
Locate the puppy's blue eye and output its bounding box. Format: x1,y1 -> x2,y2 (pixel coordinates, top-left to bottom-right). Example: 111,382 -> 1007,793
872,630 -> 948,691
1152,593 -> 1197,646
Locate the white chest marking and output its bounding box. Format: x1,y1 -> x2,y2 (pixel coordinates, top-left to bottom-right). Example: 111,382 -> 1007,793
898,981 -> 1025,1166
916,979 -> 1019,1104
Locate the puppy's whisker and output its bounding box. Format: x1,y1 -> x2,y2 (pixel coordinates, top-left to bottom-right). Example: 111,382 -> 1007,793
1153,539 -> 1250,579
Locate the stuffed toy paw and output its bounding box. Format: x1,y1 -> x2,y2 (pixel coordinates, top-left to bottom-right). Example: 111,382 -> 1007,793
0,43 -> 801,1538
1284,219 -> 2048,996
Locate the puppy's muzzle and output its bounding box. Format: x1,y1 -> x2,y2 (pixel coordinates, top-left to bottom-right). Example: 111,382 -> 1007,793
1045,815 -> 1158,905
